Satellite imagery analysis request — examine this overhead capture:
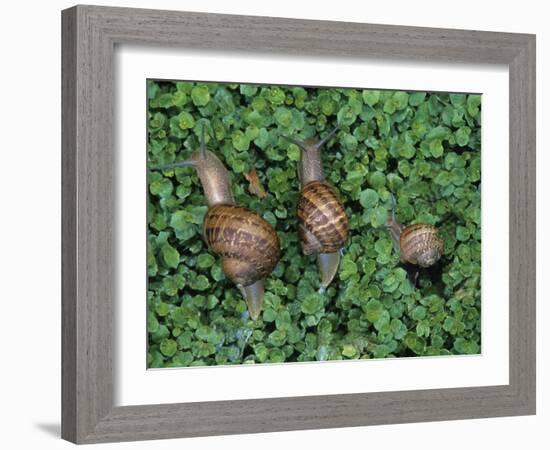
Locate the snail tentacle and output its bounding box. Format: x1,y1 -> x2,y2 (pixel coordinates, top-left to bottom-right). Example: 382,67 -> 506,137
315,125 -> 340,149
150,160 -> 197,171
385,193 -> 403,252
280,134 -> 308,151
199,124 -> 207,159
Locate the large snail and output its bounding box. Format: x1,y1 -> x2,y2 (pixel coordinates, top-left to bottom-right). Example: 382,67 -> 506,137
385,194 -> 444,268
153,127 -> 281,320
282,126 -> 349,290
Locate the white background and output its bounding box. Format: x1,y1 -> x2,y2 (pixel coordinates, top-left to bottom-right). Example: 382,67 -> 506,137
0,0 -> 546,449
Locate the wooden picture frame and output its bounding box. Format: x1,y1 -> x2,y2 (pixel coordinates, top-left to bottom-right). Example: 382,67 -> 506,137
61,5 -> 536,444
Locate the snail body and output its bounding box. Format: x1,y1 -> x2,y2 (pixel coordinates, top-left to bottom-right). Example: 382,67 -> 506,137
284,126 -> 349,289
153,128 -> 280,320
386,195 -> 444,268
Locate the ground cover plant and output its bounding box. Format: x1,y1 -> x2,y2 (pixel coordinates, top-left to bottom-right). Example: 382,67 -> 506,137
147,80 -> 482,368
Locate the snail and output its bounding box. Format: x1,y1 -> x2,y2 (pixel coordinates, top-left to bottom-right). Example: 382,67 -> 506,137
385,194 -> 444,268
282,126 -> 349,290
152,127 -> 281,320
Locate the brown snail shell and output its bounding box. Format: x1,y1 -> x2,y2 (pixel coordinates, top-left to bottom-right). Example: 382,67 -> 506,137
399,224 -> 444,267
297,181 -> 349,256
204,204 -> 280,287
385,195 -> 444,269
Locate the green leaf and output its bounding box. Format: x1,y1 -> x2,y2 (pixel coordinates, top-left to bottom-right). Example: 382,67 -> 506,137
301,293 -> 324,315
383,99 -> 396,114
155,302 -> 170,317
254,344 -> 269,362
337,105 -> 357,126
206,295 -> 219,309
455,126 -> 471,147
161,244 -> 180,269
340,257 -> 358,280
456,225 -> 471,242
147,315 -> 159,333
147,80 -> 160,99
191,207 -> 207,225
370,206 -> 388,228
411,305 -> 427,321
409,92 -> 426,106
267,329 -> 287,347
429,139 -> 444,158
390,319 -> 407,340
416,321 -> 430,337
454,337 -> 480,354
269,348 -> 286,362
362,90 -> 380,106
262,308 -> 277,322
399,142 -> 416,159
467,95 -> 481,118
369,171 -> 386,189
189,275 -> 210,291
172,351 -> 193,366
287,144 -> 300,161
426,126 -> 449,141
382,274 -> 399,293
404,333 -> 426,355
359,189 -> 379,209
342,344 -> 358,358
149,178 -> 173,198
160,339 -> 178,357
275,310 -> 292,330
232,130 -> 251,152
214,88 -> 235,114
170,211 -> 189,231
157,93 -> 174,108
191,85 -> 210,106
240,85 -> 258,97
319,94 -> 337,115
266,86 -> 285,105
449,94 -> 466,107
450,168 -> 466,186
434,171 -> 451,186
364,299 -> 385,323
373,311 -> 391,332
197,253 -> 215,268
392,91 -> 409,110
177,111 -> 195,130
274,107 -> 292,127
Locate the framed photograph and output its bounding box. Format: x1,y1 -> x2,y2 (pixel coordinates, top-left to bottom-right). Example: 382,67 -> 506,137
61,5 -> 536,444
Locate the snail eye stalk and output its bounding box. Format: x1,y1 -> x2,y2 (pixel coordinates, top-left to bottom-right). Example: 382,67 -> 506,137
149,160 -> 197,171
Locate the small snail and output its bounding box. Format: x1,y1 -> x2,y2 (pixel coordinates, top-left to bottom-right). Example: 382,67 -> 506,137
283,126 -> 349,289
153,127 -> 281,320
385,194 -> 444,268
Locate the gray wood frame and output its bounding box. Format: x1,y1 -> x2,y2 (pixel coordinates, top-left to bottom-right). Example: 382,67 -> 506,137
62,4 -> 536,444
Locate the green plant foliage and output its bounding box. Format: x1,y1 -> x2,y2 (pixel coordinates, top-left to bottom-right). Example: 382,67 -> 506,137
147,80 -> 481,368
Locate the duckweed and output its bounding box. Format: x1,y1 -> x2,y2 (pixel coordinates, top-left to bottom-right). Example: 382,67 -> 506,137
147,80 -> 481,367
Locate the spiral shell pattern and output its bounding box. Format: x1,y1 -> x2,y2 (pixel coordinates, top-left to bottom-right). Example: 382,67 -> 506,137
203,204 -> 280,287
400,224 -> 444,267
297,181 -> 349,256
